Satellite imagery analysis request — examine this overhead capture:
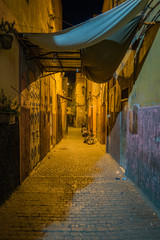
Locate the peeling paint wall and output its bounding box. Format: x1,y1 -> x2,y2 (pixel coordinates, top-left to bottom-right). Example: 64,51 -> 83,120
126,106 -> 160,209
102,0 -> 160,209
125,17 -> 160,208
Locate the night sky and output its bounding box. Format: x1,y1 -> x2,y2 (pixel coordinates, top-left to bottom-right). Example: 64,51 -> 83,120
61,0 -> 104,29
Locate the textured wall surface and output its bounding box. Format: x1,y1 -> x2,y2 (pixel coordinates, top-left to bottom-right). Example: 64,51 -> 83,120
20,107 -> 30,182
126,106 -> 160,209
76,74 -> 86,128
40,111 -> 50,160
3,0 -> 58,32
129,27 -> 160,108
0,122 -> 20,204
108,113 -> 121,164
56,96 -> 63,144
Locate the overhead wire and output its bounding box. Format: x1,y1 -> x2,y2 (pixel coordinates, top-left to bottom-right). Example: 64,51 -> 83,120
14,16 -> 73,32
115,0 -> 160,81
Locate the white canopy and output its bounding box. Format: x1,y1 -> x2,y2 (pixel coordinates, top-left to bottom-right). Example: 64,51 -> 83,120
25,0 -> 149,51
24,0 -> 150,83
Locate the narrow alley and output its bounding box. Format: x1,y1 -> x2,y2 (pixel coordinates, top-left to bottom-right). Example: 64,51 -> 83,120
0,128 -> 160,240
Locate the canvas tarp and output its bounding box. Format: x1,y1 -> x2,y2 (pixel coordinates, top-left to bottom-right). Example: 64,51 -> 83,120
24,0 -> 149,83
81,15 -> 142,83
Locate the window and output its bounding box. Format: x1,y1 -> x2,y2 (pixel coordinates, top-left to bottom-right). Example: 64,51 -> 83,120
121,88 -> 129,100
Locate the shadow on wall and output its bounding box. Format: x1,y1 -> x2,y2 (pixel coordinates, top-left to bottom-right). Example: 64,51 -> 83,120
56,95 -> 63,143
0,122 -> 20,205
107,112 -> 121,165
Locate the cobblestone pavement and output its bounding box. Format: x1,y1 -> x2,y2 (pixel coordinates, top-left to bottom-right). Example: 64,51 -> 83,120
0,127 -> 160,240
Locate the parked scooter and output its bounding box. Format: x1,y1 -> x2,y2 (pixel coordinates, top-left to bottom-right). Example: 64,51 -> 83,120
84,129 -> 95,145
81,122 -> 88,137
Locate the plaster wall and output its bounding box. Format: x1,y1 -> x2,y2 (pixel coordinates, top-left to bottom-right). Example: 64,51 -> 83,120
2,0 -> 61,32
0,36 -> 19,101
40,77 -> 50,160
126,106 -> 160,209
0,1 -> 19,101
92,82 -> 100,136
0,0 -> 63,202
50,74 -> 57,147
51,0 -> 62,31
102,0 -> 160,209
76,73 -> 86,127
129,28 -> 160,108
0,0 -> 62,98
86,80 -> 107,143
61,97 -> 67,136
51,73 -> 67,139
102,0 -> 126,12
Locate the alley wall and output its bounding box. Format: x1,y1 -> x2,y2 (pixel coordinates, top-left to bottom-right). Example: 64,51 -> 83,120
102,0 -> 160,209
126,26 -> 160,209
75,73 -> 86,127
0,0 -> 68,202
74,72 -> 108,145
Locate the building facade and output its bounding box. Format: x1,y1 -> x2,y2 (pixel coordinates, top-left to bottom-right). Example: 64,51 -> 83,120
0,0 -> 68,202
102,0 -> 160,209
74,0 -> 160,209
